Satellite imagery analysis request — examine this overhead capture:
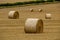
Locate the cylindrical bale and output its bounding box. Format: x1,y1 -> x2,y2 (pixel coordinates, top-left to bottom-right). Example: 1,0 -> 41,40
45,13 -> 51,19
39,9 -> 42,12
24,18 -> 43,33
30,8 -> 33,12
8,11 -> 19,19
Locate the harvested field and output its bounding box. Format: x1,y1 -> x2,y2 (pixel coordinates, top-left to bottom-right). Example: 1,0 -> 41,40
0,3 -> 60,40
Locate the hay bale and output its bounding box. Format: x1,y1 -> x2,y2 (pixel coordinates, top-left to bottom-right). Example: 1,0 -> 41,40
45,13 -> 51,19
30,8 -> 33,12
39,9 -> 42,12
8,11 -> 19,19
24,18 -> 43,33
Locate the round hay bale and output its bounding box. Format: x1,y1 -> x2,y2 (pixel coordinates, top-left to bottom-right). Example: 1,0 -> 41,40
30,8 -> 33,12
39,9 -> 42,12
45,13 -> 51,19
8,11 -> 19,19
24,18 -> 43,33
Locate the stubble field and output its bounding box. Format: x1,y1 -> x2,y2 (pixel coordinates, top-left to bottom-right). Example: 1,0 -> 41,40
0,3 -> 60,40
